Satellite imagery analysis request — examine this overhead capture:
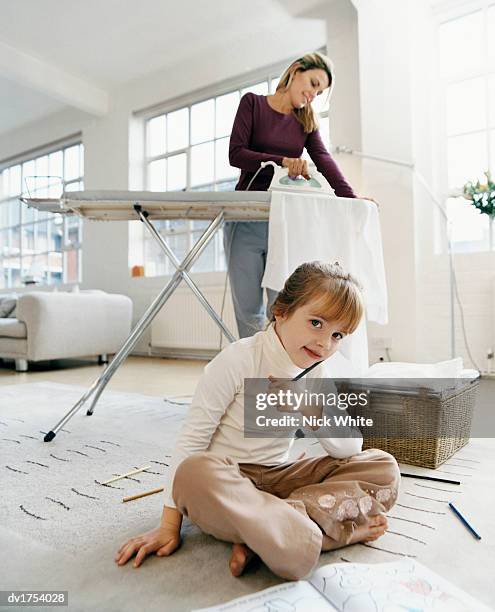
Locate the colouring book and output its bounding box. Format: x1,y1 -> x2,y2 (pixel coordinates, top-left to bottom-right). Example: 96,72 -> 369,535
193,559 -> 493,612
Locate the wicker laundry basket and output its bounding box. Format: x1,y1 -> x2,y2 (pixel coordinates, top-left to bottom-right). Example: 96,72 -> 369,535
344,377 -> 480,469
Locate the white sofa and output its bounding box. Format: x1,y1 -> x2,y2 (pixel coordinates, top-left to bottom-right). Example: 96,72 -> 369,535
0,291 -> 133,371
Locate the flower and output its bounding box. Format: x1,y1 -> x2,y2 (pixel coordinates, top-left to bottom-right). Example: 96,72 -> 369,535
462,171 -> 495,218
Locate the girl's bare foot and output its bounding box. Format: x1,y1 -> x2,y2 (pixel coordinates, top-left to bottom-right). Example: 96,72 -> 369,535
229,543 -> 256,577
321,514 -> 389,551
362,514 -> 388,542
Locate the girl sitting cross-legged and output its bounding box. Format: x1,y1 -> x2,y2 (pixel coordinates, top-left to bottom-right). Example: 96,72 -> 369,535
115,261 -> 400,580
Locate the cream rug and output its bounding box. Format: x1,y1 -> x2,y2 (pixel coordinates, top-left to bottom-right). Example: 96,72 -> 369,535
1,382 -> 493,611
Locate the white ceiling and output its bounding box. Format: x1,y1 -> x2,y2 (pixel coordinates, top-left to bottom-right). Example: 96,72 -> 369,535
0,0 -> 329,135
0,78 -> 66,133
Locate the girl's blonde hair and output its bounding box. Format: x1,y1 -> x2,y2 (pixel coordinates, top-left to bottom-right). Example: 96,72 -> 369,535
269,261 -> 364,334
277,51 -> 334,134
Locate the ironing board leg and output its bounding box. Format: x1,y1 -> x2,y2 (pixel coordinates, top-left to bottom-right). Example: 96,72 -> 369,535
43,211 -> 227,441
138,210 -> 236,343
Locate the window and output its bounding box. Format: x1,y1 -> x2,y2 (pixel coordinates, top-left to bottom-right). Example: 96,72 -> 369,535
438,3 -> 495,252
135,57 -> 330,277
0,142 -> 84,288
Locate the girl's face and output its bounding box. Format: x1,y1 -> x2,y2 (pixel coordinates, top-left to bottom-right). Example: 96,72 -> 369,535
287,67 -> 330,110
274,298 -> 348,368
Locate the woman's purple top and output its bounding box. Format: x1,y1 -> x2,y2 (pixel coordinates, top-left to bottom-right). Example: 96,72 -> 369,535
229,93 -> 356,197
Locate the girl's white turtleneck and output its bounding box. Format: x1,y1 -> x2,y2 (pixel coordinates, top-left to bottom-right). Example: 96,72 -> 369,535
164,324 -> 362,508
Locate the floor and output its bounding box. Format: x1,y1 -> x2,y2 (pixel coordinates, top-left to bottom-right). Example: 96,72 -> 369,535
0,355 -> 207,396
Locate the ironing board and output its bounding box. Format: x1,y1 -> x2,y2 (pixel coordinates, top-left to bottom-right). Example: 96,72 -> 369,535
20,190 -> 271,441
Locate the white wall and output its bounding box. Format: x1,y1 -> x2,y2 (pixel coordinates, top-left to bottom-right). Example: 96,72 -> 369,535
353,0 -> 418,363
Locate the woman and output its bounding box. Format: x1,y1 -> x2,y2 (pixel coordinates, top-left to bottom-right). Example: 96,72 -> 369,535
226,51 -> 358,339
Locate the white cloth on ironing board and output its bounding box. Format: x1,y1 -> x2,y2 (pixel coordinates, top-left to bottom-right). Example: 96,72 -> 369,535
261,191 -> 388,375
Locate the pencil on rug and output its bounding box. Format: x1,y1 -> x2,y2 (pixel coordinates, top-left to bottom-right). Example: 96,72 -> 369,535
102,465 -> 152,485
122,487 -> 164,503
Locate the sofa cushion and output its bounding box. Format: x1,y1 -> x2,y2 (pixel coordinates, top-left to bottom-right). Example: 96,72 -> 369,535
0,318 -> 27,339
0,295 -> 17,317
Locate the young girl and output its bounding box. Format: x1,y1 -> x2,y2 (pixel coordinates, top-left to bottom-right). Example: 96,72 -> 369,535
115,262 -> 400,580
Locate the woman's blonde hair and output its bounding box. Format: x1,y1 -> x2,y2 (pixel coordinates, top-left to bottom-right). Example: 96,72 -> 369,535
269,261 -> 364,334
277,51 -> 334,134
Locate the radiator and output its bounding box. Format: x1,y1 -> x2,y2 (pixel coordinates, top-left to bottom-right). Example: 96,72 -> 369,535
150,284 -> 238,351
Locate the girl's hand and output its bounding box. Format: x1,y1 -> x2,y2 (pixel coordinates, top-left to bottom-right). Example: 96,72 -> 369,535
115,525 -> 180,568
282,157 -> 310,179
268,375 -> 323,424
268,375 -> 304,413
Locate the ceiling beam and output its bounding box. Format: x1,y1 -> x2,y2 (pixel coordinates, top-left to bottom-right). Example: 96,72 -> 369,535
0,40 -> 109,116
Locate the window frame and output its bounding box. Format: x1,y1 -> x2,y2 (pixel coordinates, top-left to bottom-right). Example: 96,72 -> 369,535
0,136 -> 84,288
435,0 -> 495,253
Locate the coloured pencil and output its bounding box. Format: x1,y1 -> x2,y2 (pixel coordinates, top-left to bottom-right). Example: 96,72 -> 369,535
400,473 -> 460,485
122,487 -> 164,503
448,502 -> 481,540
102,465 -> 151,485
293,361 -> 323,381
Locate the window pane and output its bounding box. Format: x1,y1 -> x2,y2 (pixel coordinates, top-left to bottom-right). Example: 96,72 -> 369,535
488,4 -> 495,68
23,200 -> 37,223
446,77 -> 486,135
0,169 -> 7,199
64,145 -> 81,181
10,226 -> 20,252
23,253 -> 48,282
22,225 -> 35,252
50,218 -> 64,251
48,151 -> 63,180
216,179 -> 238,191
147,115 -> 167,157
167,233 -> 188,262
215,137 -> 236,181
215,92 -> 239,138
447,132 -> 488,188
447,196 -> 489,250
36,221 -> 49,252
148,159 -> 167,191
167,153 -> 187,191
48,151 -> 64,196
5,256 -> 21,287
191,142 -> 214,187
167,219 -> 188,233
167,108 -> 189,151
191,231 -> 215,272
64,249 -> 79,283
22,160 -> 36,196
48,251 -> 63,283
66,216 -> 82,249
0,202 -> 8,228
311,92 -> 330,115
491,130 -> 495,175
318,115 -> 330,152
241,81 -> 268,96
35,155 -> 49,192
64,180 -> 83,192
191,99 -> 214,145
79,144 -> 84,177
144,236 -> 166,276
0,228 -> 8,254
9,165 -> 21,197
9,198 -> 21,227
489,75 -> 495,128
439,11 -> 483,80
